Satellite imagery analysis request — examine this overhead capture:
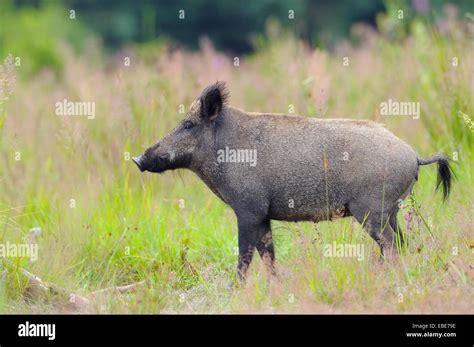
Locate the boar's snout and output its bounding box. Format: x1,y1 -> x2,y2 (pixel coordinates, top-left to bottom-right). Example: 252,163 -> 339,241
132,148 -> 173,173
132,155 -> 145,172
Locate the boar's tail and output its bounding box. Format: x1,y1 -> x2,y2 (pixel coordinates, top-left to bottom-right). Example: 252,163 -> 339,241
417,154 -> 454,201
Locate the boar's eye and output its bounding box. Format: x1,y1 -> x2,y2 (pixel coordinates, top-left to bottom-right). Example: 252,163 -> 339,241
183,121 -> 195,130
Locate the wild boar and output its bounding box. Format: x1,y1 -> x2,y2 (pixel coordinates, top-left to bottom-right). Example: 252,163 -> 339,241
132,81 -> 453,281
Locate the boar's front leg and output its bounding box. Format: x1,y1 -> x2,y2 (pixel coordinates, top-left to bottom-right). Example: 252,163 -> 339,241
255,220 -> 277,277
236,215 -> 271,282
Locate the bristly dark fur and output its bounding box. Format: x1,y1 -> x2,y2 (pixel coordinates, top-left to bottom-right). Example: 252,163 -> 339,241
203,82 -> 227,149
418,154 -> 454,201
435,157 -> 454,201
200,81 -> 229,119
213,80 -> 229,107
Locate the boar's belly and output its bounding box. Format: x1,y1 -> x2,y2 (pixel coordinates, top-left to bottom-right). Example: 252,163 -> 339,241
267,188 -> 350,222
269,204 -> 349,222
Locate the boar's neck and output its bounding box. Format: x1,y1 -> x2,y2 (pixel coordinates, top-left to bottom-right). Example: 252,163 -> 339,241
188,107 -> 244,203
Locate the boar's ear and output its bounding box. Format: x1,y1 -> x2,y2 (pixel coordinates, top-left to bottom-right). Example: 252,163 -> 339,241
200,81 -> 228,121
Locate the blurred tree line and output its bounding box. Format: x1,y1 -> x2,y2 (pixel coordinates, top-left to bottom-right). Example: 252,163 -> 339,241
5,0 -> 472,53
57,0 -> 387,52
1,0 -> 472,76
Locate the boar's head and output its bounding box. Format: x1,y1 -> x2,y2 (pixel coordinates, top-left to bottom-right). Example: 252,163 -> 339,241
132,81 -> 227,173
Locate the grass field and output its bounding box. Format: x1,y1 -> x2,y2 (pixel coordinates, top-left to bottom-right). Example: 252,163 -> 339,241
0,13 -> 472,313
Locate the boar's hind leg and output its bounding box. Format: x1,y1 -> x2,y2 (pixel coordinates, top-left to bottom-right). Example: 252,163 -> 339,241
256,221 -> 277,278
350,205 -> 397,258
366,213 -> 397,259
389,207 -> 405,250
